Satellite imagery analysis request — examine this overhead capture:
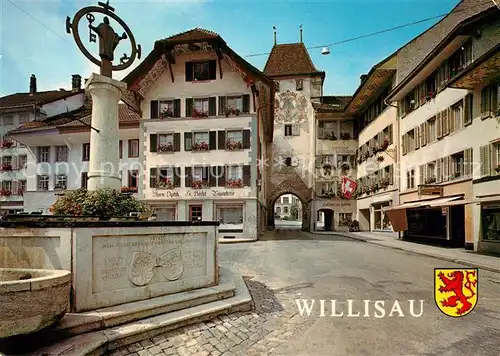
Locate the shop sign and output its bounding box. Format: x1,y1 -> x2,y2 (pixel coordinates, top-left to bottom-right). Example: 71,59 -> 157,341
151,188 -> 250,200
418,185 -> 443,196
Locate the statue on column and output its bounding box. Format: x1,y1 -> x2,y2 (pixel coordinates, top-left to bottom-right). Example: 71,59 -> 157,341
88,16 -> 127,62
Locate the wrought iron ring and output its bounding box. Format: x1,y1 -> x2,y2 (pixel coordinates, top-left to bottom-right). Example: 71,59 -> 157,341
66,6 -> 141,71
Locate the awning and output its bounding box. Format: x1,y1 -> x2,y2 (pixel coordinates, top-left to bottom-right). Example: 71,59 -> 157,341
382,200 -> 431,212
426,196 -> 462,207
382,196 -> 464,212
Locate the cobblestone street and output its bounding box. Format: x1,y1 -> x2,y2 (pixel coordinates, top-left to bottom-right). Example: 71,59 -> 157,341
110,277 -> 315,356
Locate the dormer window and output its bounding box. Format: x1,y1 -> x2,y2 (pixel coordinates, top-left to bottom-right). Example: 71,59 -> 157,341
185,60 -> 217,82
296,79 -> 303,91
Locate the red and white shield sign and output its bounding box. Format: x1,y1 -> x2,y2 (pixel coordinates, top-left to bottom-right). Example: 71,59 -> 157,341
342,177 -> 358,199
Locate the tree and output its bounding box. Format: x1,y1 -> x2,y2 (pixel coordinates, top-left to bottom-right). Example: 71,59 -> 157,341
290,201 -> 300,220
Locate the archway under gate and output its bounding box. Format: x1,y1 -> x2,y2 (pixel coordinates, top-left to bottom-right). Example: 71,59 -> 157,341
273,193 -> 303,230
316,208 -> 334,231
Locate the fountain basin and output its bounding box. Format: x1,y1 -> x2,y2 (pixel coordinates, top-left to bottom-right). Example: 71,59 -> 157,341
0,268 -> 71,338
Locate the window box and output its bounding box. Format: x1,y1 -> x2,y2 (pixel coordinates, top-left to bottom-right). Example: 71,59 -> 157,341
121,186 -> 138,193
380,178 -> 390,188
158,178 -> 173,189
225,140 -> 242,150
320,190 -> 336,199
0,164 -> 12,171
1,141 -> 13,149
340,133 -> 351,140
54,183 -> 67,190
426,91 -> 436,101
160,108 -> 174,119
376,156 -> 384,162
192,141 -> 209,151
225,107 -> 241,117
192,180 -> 209,189
192,108 -> 208,119
0,189 -> 11,196
326,132 -> 337,140
226,179 -> 243,188
454,171 -> 461,178
158,142 -> 174,152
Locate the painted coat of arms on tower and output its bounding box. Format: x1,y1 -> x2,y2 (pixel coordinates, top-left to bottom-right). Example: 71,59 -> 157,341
274,90 -> 308,123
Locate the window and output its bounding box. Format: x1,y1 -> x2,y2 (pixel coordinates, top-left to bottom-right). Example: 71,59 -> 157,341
158,167 -> 173,187
54,174 -> 67,190
18,155 -> 27,169
227,166 -> 242,180
426,162 -> 436,183
2,180 -> 12,192
282,197 -> 289,204
194,132 -> 209,145
194,98 -> 209,114
2,156 -> 12,167
339,213 -> 352,222
2,115 -> 13,125
227,130 -> 243,144
407,129 -> 415,152
226,96 -> 243,112
425,72 -> 436,98
37,175 -> 49,191
18,114 -> 29,124
407,169 -> 415,189
285,157 -> 292,166
428,118 -> 437,142
453,101 -> 463,132
318,121 -> 337,139
284,124 -> 293,136
481,82 -> 499,117
154,206 -> 176,221
82,143 -> 90,161
193,61 -> 210,81
55,146 -> 68,162
448,40 -> 473,78
275,81 -> 280,92
482,207 -> 500,241
193,167 -> 207,182
373,203 -> 391,230
217,206 -> 243,225
17,180 -> 26,194
128,139 -> 139,158
321,181 -> 336,195
189,205 -> 203,222
340,121 -> 353,139
296,79 -> 303,91
494,143 -> 500,174
81,172 -> 88,189
450,151 -> 465,179
283,207 -> 289,214
37,146 -> 50,162
159,100 -> 174,117
276,207 -> 281,214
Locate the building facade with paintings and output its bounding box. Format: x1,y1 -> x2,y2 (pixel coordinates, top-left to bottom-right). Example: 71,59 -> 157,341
123,29 -> 274,242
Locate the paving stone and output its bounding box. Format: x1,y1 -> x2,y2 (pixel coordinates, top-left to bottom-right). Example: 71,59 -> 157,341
137,349 -> 153,356
163,347 -> 176,355
147,346 -> 163,355
127,344 -> 143,353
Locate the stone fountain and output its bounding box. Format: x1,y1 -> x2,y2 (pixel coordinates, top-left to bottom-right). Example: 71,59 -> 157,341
0,2 -> 251,354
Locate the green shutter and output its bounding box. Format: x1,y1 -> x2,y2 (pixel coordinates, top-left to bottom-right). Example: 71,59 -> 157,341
150,134 -> 157,152
186,98 -> 193,117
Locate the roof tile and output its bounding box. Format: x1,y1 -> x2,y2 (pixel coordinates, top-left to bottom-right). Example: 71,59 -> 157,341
264,43 -> 322,77
0,90 -> 83,109
164,28 -> 219,43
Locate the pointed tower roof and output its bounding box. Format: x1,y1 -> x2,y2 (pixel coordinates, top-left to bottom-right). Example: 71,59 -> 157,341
264,43 -> 324,78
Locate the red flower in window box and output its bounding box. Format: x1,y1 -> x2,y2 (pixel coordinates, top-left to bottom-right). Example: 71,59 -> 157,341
192,108 -> 208,119
160,108 -> 173,119
121,186 -> 138,193
158,142 -> 174,152
192,180 -> 209,189
0,188 -> 12,196
158,178 -> 172,189
225,179 -> 243,188
192,141 -> 209,151
225,140 -> 242,150
17,188 -> 24,196
1,140 -> 13,148
426,92 -> 436,101
0,164 -> 12,171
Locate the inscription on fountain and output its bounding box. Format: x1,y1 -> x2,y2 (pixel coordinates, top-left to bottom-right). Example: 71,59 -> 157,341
92,233 -> 207,293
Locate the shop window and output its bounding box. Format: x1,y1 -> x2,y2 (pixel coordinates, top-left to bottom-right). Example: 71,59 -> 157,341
482,207 -> 500,241
189,205 -> 203,222
154,206 -> 176,221
373,203 -> 391,230
217,206 -> 243,226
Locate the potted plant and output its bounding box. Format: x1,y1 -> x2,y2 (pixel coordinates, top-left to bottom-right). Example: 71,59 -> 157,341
158,178 -> 173,189
192,108 -> 208,119
226,179 -> 243,188
381,177 -> 390,188
225,106 -> 241,117
377,156 -> 384,162
0,188 -> 11,196
160,108 -> 173,119
192,180 -> 209,189
158,142 -> 174,152
426,91 -> 436,101
321,190 -> 335,199
495,164 -> 500,173
425,177 -> 436,184
225,140 -> 242,150
322,163 -> 332,170
340,132 -> 351,140
454,171 -> 461,178
327,132 -> 337,140
192,141 -> 209,151
341,162 -> 350,171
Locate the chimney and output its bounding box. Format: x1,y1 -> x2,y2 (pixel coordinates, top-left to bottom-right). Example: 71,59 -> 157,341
72,74 -> 82,92
360,74 -> 368,83
29,74 -> 37,95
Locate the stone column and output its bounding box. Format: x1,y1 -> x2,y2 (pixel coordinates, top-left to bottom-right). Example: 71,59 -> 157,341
85,73 -> 127,191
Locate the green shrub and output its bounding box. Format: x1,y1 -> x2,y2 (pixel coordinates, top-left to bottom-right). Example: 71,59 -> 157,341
50,188 -> 149,219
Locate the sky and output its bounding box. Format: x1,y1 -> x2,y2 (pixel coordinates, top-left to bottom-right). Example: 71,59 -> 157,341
0,0 -> 463,97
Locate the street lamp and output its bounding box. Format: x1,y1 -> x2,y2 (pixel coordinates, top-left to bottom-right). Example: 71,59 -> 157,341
321,47 -> 330,55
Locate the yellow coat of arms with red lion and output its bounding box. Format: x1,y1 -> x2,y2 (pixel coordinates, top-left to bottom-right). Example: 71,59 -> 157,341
434,268 -> 478,317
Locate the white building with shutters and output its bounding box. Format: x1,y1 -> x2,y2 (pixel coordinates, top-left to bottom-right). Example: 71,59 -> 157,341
122,29 -> 274,241
385,7 -> 500,252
